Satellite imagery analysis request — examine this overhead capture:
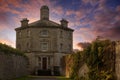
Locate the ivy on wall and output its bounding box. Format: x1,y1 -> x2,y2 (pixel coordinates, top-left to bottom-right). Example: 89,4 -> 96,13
65,52 -> 85,80
84,39 -> 116,80
64,39 -> 116,80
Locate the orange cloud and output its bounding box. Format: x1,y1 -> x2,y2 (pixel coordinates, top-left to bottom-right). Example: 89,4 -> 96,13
0,39 -> 15,48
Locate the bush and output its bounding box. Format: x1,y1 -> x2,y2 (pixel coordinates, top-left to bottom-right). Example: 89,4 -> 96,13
0,43 -> 27,58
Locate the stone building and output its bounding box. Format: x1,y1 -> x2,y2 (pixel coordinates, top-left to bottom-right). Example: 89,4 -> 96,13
15,5 -> 74,75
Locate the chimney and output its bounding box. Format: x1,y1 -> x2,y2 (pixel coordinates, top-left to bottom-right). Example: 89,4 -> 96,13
21,18 -> 29,27
40,5 -> 49,20
60,19 -> 68,27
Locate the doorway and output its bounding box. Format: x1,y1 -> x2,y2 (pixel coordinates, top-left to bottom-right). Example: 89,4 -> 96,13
42,57 -> 47,70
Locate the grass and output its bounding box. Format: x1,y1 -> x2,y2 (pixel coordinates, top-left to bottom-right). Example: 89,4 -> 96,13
14,76 -> 32,80
56,76 -> 71,80
13,76 -> 71,80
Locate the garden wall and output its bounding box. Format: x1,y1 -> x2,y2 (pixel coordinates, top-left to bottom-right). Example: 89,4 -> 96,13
0,52 -> 28,80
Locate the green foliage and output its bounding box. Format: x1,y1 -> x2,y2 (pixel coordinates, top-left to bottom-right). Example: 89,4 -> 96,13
84,39 -> 116,80
0,43 -> 26,57
69,52 -> 84,79
68,39 -> 116,80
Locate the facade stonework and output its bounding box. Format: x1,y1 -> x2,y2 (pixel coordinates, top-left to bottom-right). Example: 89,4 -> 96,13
15,5 -> 74,75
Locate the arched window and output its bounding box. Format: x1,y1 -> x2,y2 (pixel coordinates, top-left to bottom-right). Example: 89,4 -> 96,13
40,30 -> 48,36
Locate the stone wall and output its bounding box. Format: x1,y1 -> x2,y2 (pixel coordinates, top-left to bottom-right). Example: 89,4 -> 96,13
0,52 -> 28,80
116,41 -> 120,80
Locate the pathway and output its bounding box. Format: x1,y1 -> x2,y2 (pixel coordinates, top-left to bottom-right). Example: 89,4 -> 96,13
31,76 -> 58,80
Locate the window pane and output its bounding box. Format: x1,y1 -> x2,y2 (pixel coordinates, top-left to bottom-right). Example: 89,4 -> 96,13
41,42 -> 48,51
40,30 -> 48,36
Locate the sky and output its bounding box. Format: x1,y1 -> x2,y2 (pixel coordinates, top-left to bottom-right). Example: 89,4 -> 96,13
0,0 -> 120,49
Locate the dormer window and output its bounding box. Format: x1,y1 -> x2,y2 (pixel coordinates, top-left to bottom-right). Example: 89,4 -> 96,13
40,30 -> 48,36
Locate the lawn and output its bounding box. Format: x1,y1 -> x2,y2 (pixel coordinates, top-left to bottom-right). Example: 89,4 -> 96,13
14,76 -> 71,80
56,76 -> 71,80
14,76 -> 32,80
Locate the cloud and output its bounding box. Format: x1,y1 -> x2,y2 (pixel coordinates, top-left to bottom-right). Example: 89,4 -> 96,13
82,0 -> 99,6
52,6 -> 64,15
0,39 -> 15,47
0,0 -> 120,49
85,2 -> 120,41
77,42 -> 90,50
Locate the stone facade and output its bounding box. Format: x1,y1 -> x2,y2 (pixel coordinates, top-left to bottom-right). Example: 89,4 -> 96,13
15,5 -> 74,75
116,41 -> 120,80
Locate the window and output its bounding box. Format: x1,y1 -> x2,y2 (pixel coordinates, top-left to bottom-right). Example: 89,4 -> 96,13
17,44 -> 21,50
60,31 -> 63,38
48,57 -> 50,65
18,31 -> 21,38
60,43 -> 63,50
38,57 -> 41,61
41,42 -> 48,51
27,42 -> 31,50
69,44 -> 71,50
68,33 -> 71,39
27,30 -> 31,37
40,30 -> 48,36
38,57 -> 42,69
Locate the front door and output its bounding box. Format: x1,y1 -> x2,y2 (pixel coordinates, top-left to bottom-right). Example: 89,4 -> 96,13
42,57 -> 47,70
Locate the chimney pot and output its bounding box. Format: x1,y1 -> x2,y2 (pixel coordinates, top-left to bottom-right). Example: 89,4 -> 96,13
21,18 -> 29,27
60,18 -> 68,27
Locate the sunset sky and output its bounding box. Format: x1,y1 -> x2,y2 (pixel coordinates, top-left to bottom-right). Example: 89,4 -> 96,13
0,0 -> 120,49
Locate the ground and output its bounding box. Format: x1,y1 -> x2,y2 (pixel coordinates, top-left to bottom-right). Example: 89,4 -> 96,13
14,76 -> 71,80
